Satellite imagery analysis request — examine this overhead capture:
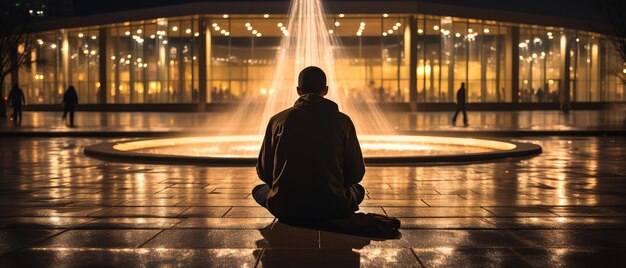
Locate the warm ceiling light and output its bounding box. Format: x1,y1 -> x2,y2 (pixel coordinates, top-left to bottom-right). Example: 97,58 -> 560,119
383,13 -> 389,18
339,14 -> 345,18
483,28 -> 490,33
263,14 -> 269,18
172,26 -> 178,31
223,14 -> 229,18
78,33 -> 84,38
335,21 -> 340,27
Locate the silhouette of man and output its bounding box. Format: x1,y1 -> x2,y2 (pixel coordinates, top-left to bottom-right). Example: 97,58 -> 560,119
8,84 -> 25,125
452,82 -> 468,126
253,66 -> 366,224
62,85 -> 78,127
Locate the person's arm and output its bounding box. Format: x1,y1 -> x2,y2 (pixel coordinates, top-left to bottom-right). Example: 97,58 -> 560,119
256,121 -> 275,186
343,117 -> 365,186
21,91 -> 25,105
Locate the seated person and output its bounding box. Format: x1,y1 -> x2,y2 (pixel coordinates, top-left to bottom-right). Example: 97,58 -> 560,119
252,66 -> 366,224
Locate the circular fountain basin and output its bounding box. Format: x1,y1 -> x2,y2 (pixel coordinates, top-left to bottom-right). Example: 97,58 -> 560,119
85,135 -> 541,165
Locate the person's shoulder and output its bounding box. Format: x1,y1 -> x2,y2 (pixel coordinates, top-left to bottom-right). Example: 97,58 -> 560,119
337,112 -> 355,125
269,107 -> 296,123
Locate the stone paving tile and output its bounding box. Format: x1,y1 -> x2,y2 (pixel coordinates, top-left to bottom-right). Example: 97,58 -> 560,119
90,207 -> 188,218
360,199 -> 428,207
422,199 -> 546,207
548,206 -> 626,217
258,248 -> 420,267
384,207 -> 494,218
36,229 -> 160,248
117,199 -> 185,206
224,207 -> 276,218
483,206 -> 559,217
0,248 -> 260,267
366,189 -> 440,195
322,230 -> 532,249
179,207 -> 231,217
176,199 -> 259,207
513,248 -> 626,267
174,193 -> 251,199
486,217 -> 626,229
142,229 -> 272,248
0,229 -> 63,251
413,248 -> 533,267
76,218 -> 183,229
0,217 -> 94,229
174,218 -> 275,229
398,218 -> 496,229
210,188 -> 254,194
4,207 -> 105,217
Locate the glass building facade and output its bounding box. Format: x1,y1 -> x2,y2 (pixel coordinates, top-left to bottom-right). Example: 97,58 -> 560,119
11,12 -> 626,106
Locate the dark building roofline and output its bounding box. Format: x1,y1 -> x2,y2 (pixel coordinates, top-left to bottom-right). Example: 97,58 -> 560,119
39,1 -> 609,34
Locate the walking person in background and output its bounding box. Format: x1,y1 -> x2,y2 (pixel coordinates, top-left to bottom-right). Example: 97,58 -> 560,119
8,84 -> 25,125
451,82 -> 468,127
62,85 -> 78,127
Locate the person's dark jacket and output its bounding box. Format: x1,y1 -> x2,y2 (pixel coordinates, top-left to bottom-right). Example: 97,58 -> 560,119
63,88 -> 78,109
456,87 -> 466,108
257,93 -> 365,221
8,88 -> 25,107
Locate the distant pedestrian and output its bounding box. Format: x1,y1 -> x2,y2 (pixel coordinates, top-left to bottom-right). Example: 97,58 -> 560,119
451,83 -> 468,127
62,85 -> 78,127
8,84 -> 25,125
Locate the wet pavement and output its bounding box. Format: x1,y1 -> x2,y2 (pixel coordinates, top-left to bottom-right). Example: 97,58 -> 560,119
1,110 -> 624,135
0,134 -> 625,267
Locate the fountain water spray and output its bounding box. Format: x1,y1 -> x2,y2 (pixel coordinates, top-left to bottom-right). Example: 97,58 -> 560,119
225,0 -> 393,135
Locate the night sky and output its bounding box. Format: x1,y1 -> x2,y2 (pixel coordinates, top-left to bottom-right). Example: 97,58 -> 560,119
72,0 -> 606,24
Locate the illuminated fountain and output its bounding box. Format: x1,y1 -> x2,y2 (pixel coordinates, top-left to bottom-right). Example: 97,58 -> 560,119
85,0 -> 541,164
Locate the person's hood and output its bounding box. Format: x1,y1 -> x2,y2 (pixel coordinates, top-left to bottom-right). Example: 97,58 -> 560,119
294,94 -> 338,113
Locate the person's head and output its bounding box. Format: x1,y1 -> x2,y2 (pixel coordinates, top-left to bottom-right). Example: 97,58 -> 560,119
68,85 -> 75,92
12,84 -> 18,90
297,66 -> 328,96
461,82 -> 465,88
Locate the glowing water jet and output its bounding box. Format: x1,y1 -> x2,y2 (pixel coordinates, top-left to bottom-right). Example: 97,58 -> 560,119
224,0 -> 392,135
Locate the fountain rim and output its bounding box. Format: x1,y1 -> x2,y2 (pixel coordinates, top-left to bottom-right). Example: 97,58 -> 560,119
84,135 -> 542,166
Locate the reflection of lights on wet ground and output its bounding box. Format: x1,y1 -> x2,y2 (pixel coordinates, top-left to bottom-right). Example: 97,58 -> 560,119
113,135 -> 517,158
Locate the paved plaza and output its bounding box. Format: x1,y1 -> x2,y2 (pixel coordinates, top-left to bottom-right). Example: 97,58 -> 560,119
0,111 -> 625,267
